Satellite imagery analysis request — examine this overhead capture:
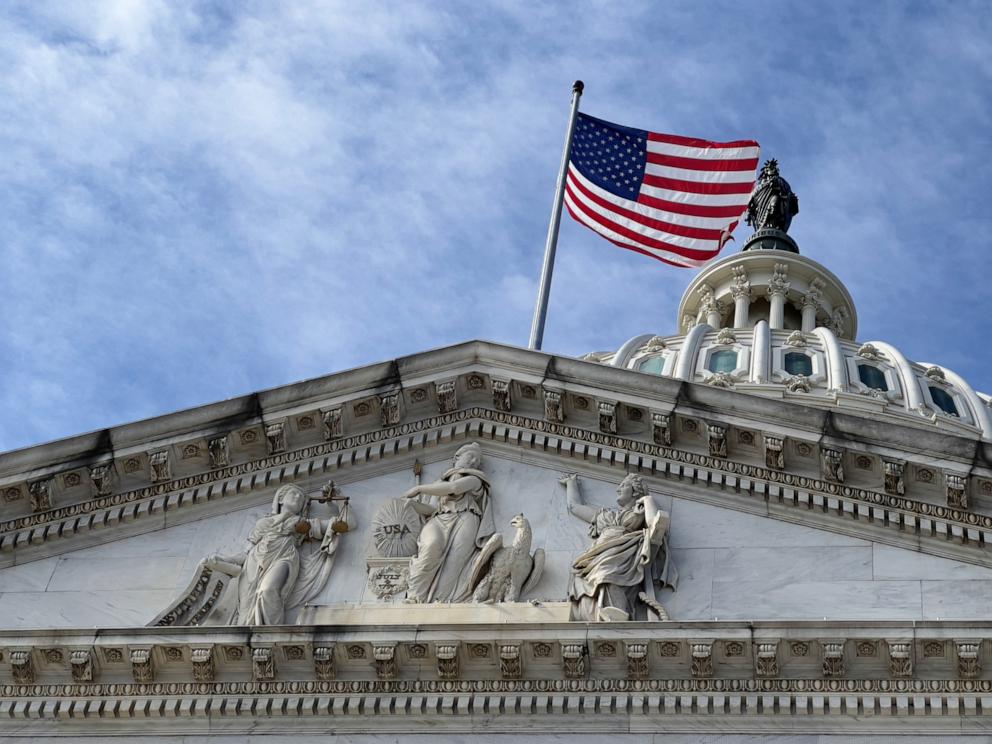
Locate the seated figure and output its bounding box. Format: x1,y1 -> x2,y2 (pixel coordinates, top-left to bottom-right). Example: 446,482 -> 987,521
562,473 -> 676,622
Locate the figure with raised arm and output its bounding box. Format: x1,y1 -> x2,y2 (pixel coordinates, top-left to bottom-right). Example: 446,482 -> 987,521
562,473 -> 676,622
403,442 -> 495,603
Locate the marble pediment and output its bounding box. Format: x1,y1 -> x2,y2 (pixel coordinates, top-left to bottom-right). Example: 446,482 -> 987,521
0,339 -> 991,631
1,446 -> 991,631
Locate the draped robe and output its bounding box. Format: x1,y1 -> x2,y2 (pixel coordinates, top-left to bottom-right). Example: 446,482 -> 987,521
568,500 -> 675,621
231,512 -> 338,625
406,467 -> 494,603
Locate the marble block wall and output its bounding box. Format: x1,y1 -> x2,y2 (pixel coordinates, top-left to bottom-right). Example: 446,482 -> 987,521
0,453 -> 990,629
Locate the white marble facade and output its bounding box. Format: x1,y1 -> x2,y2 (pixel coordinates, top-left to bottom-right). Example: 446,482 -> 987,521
2,451 -> 989,629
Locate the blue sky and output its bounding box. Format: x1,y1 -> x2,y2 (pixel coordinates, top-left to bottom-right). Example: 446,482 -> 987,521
1,1 -> 990,452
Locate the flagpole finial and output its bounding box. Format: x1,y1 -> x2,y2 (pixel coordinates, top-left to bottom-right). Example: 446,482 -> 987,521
572,80 -> 584,95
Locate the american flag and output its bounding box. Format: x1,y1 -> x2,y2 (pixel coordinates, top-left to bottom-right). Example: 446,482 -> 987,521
564,112 -> 759,268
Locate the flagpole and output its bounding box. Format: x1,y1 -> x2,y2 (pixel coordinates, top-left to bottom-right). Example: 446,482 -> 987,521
528,80 -> 584,351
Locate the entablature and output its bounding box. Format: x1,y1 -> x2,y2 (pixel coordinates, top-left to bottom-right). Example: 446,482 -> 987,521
2,621 -> 992,736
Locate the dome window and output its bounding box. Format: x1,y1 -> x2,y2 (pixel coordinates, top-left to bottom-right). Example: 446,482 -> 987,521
857,364 -> 888,391
638,356 -> 665,375
784,352 -> 813,376
709,350 -> 738,374
929,386 -> 958,416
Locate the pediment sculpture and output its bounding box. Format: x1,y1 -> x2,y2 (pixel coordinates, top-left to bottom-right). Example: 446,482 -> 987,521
562,473 -> 676,622
402,442 -> 497,603
470,513 -> 545,603
154,482 -> 355,626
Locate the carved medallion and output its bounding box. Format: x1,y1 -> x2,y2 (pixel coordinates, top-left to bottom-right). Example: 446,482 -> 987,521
367,562 -> 410,600
43,648 -> 64,664
532,642 -> 553,658
224,646 -> 244,661
596,642 -> 617,658
102,648 -> 124,663
724,641 -> 744,657
856,641 -> 877,657
283,645 -> 306,661
370,498 -> 422,558
164,647 -> 184,662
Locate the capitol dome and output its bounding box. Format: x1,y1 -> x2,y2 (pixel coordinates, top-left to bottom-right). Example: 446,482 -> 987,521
585,167 -> 992,443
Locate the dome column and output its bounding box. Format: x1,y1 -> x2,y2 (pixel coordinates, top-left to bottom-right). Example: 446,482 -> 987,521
697,284 -> 723,328
801,278 -> 825,332
705,303 -> 722,328
731,267 -> 751,328
766,263 -> 790,330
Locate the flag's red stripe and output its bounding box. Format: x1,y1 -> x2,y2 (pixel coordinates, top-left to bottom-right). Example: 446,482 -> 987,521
565,202 -> 701,267
647,131 -> 759,150
646,152 -> 760,172
566,176 -> 726,241
641,174 -> 754,195
636,192 -> 748,219
566,188 -> 721,261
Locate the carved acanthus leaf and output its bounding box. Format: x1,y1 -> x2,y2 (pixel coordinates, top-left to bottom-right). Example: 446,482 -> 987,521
651,412 -> 671,447
708,425 -> 728,458
491,379 -> 511,412
436,380 -> 458,414
884,461 -> 905,496
543,389 -> 564,423
766,263 -> 790,298
598,400 -> 617,434
149,451 -> 171,483
784,330 -> 807,348
707,372 -> 735,389
730,266 -> 750,300
857,343 -> 882,361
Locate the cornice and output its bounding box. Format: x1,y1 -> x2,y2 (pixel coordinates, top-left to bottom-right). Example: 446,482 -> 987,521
2,406 -> 991,570
2,622 -> 991,735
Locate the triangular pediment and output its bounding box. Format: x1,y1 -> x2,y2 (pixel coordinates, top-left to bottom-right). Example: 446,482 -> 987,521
1,339 -> 990,630
2,447 -> 991,630
3,340 -> 992,737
